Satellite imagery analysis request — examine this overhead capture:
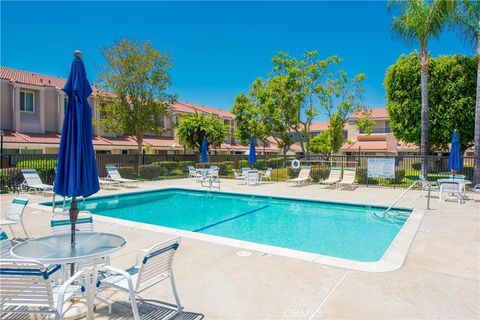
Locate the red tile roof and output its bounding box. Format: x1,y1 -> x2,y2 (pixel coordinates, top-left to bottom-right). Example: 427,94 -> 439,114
350,108 -> 388,120
173,101 -> 234,119
0,66 -> 66,89
1,66 -> 232,118
143,136 -> 182,148
1,130 -> 29,143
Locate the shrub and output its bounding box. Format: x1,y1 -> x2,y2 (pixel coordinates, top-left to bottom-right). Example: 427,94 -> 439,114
116,166 -> 136,179
412,163 -> 421,171
139,164 -> 162,180
310,166 -> 331,182
196,162 -> 229,175
15,159 -> 57,185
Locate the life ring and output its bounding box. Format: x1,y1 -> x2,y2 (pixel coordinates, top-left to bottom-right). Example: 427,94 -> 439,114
291,159 -> 301,170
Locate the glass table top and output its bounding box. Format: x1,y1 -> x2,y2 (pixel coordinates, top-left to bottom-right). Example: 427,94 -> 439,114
11,232 -> 126,264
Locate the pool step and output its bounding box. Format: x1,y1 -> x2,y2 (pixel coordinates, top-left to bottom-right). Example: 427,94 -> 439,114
372,210 -> 411,224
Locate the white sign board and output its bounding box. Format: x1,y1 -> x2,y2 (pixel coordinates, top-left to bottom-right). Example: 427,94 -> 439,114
367,158 -> 395,179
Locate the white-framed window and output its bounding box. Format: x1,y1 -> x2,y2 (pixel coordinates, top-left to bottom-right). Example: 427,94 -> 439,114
19,90 -> 35,112
64,97 -> 68,112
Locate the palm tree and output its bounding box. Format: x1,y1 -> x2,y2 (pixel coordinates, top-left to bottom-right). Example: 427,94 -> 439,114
451,0 -> 480,184
388,0 -> 455,179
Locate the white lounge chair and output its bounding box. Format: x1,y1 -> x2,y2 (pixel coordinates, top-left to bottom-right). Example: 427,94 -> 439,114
337,168 -> 358,190
99,237 -> 183,320
319,167 -> 342,187
21,169 -> 53,195
246,170 -> 260,186
0,260 -> 83,320
288,166 -> 312,185
99,176 -> 119,189
261,168 -> 273,182
106,165 -> 138,187
0,197 -> 29,239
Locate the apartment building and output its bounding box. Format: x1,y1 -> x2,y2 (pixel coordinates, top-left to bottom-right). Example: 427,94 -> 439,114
341,108 -> 418,156
289,109 -> 418,156
0,66 -> 281,155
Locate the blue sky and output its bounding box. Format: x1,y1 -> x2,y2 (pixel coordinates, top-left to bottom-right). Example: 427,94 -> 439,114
1,1 -> 471,118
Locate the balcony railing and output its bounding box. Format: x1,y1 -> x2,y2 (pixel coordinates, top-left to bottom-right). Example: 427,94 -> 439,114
359,127 -> 391,134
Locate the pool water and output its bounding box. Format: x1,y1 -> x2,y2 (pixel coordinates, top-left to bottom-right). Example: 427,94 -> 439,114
43,188 -> 411,262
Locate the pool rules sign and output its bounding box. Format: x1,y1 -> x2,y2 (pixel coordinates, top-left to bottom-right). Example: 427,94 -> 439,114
367,158 -> 395,179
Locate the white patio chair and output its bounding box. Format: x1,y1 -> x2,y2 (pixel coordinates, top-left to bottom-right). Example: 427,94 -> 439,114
419,175 -> 439,192
50,212 -> 110,272
233,170 -> 246,184
21,169 -> 53,195
106,165 -> 139,187
246,170 -> 260,186
319,167 -> 342,187
99,237 -> 183,320
336,168 -> 358,190
287,166 -> 312,185
473,184 -> 480,201
439,181 -> 464,204
0,260 -> 83,320
187,166 -> 197,179
0,227 -> 13,258
0,197 -> 29,239
261,168 -> 272,182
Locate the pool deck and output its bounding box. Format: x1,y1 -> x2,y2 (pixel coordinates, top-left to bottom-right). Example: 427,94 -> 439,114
1,179 -> 479,319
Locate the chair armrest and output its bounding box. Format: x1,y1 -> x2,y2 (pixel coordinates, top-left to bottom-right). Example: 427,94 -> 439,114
102,265 -> 137,291
135,248 -> 149,266
57,270 -> 84,309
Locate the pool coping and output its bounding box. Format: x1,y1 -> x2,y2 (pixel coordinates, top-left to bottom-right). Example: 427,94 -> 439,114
34,187 -> 424,272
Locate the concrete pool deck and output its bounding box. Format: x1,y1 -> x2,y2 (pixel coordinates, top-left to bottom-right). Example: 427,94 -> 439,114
1,178 -> 479,319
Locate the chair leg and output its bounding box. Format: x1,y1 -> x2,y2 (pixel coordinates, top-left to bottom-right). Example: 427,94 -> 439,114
8,225 -> 16,238
21,221 -> 29,238
126,281 -> 140,320
169,273 -> 183,313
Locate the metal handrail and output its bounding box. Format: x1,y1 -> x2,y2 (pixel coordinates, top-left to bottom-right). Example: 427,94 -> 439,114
375,180 -> 421,219
384,180 -> 421,216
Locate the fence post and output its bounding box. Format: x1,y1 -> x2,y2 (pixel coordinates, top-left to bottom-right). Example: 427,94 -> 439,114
427,183 -> 431,210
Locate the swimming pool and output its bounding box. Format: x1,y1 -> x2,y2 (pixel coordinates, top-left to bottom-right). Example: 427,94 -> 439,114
42,188 -> 412,262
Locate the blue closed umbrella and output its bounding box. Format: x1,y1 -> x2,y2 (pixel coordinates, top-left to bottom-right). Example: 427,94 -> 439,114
448,130 -> 462,178
54,52 -> 99,248
201,137 -> 208,163
248,136 -> 257,164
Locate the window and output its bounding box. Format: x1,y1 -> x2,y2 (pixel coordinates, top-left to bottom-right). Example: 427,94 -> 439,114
385,121 -> 391,133
64,97 -> 68,112
19,91 -> 34,112
20,149 -> 42,154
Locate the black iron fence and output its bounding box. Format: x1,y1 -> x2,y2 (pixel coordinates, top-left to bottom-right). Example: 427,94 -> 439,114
0,153 -> 475,193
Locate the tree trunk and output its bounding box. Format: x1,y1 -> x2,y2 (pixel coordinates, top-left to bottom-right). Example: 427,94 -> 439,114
419,49 -> 430,179
137,135 -> 143,178
474,33 -> 480,185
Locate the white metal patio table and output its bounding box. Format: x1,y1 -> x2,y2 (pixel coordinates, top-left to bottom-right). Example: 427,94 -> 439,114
437,178 -> 472,203
10,231 -> 126,320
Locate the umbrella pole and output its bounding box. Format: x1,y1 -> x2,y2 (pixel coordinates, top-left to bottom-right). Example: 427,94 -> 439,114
69,196 -> 79,276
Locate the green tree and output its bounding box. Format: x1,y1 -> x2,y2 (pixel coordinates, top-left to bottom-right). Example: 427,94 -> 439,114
176,112 -> 228,153
269,51 -> 341,157
231,93 -> 269,152
385,53 -> 476,152
451,0 -> 480,183
314,69 -> 366,154
97,38 -> 176,154
389,0 -> 456,177
356,109 -> 377,135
